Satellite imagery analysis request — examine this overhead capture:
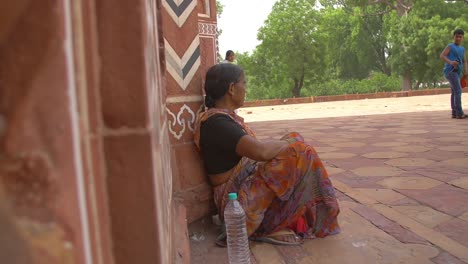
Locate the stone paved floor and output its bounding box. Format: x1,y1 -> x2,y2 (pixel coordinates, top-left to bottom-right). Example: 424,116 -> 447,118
190,94 -> 468,264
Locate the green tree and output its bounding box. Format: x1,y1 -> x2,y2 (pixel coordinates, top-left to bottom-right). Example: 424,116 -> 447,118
241,0 -> 468,100
237,49 -> 292,100
387,0 -> 468,89
318,6 -> 387,80
216,1 -> 224,18
321,0 -> 468,90
256,0 -> 325,97
216,1 -> 224,61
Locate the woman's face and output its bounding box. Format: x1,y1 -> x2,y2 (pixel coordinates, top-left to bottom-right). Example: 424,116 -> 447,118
232,74 -> 247,108
228,53 -> 236,62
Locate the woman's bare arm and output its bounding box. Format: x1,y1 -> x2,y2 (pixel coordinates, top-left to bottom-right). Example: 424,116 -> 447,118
235,135 -> 288,161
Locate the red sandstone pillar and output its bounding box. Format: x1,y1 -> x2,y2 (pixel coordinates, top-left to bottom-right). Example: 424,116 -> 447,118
1,0 -> 176,263
161,0 -> 218,224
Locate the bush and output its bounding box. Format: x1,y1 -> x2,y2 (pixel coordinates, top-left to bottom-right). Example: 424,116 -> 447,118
302,73 -> 401,97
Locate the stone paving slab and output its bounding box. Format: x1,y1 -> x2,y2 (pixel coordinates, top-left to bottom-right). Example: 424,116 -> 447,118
190,94 -> 468,264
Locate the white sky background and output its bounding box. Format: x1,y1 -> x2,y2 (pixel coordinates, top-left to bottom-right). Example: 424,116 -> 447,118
217,0 -> 277,58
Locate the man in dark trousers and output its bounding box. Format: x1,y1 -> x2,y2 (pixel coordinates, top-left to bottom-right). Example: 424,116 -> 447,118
441,29 -> 467,119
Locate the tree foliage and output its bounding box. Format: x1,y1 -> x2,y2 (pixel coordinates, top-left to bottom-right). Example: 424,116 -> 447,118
216,1 -> 224,18
236,0 -> 468,99
386,0 -> 468,88
253,0 -> 324,97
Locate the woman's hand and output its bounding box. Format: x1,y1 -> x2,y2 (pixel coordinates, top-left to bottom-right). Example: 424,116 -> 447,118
236,135 -> 288,161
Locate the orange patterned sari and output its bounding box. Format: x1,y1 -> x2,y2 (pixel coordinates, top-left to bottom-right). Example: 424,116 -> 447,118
194,108 -> 340,238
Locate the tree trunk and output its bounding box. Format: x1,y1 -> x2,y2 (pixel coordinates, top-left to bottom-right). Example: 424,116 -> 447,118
291,78 -> 300,97
415,81 -> 421,90
402,71 -> 412,91
291,69 -> 305,98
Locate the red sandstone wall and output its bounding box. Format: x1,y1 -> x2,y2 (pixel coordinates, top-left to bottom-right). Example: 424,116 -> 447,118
0,0 -> 215,263
0,1 -> 88,263
161,0 -> 218,223
1,0 -> 178,263
95,0 -> 174,263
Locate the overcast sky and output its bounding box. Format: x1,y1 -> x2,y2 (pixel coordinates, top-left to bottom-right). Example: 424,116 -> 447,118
217,0 -> 277,58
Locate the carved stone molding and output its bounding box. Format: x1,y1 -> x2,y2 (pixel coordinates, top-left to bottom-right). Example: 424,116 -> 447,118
198,22 -> 217,36
166,104 -> 203,140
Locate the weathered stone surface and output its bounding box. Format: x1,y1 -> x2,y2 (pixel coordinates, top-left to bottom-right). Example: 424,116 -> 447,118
0,197 -> 33,264
436,137 -> 465,143
242,109 -> 468,262
350,128 -> 378,132
326,167 -> 346,176
433,129 -> 465,134
352,166 -> 404,177
385,158 -> 435,167
335,190 -> 356,203
189,216 -> 229,264
315,146 -> 340,153
377,177 -> 443,190
442,158 -> 468,168
328,142 -> 366,148
372,142 -> 409,147
251,242 -> 284,264
392,205 -> 452,228
392,146 -> 432,153
352,205 -> 428,245
338,133 -> 373,139
0,115 -> 5,139
438,146 -> 467,152
173,202 -> 190,264
172,143 -> 206,190
104,134 -> 160,264
431,251 -> 466,264
398,129 -> 429,135
174,183 -> 213,223
362,152 -> 408,159
317,138 -> 350,144
395,137 -> 430,143
16,218 -> 75,264
415,169 -> 464,183
381,127 -> 402,132
275,244 -> 309,264
436,218 -> 468,247
355,188 -> 406,204
0,155 -> 57,221
333,175 -> 384,189
319,152 -> 356,160
97,0 -> 150,129
398,184 -> 468,216
386,197 -> 421,206
298,208 -> 438,264
458,212 -> 468,222
0,1 -> 102,262
449,177 -> 468,190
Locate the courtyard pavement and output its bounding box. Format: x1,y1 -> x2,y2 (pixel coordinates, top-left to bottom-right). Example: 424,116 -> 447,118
190,94 -> 468,264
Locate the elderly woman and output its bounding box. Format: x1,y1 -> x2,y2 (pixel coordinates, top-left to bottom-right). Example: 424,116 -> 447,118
194,63 -> 340,246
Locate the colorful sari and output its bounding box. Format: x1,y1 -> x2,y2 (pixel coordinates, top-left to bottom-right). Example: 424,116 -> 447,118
194,108 -> 340,239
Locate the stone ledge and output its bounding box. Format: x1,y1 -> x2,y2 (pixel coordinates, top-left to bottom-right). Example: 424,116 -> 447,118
243,88 -> 466,107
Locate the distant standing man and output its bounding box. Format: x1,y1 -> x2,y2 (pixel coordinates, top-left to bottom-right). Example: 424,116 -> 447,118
440,29 -> 467,119
221,50 -> 236,64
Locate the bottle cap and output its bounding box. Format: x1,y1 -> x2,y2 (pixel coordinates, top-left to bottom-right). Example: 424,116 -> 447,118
228,193 -> 237,200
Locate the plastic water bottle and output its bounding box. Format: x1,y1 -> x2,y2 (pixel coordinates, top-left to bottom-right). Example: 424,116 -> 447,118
224,193 -> 251,264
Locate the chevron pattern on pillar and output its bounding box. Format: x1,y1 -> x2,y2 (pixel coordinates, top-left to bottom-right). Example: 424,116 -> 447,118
165,37 -> 201,90
162,0 -> 197,27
